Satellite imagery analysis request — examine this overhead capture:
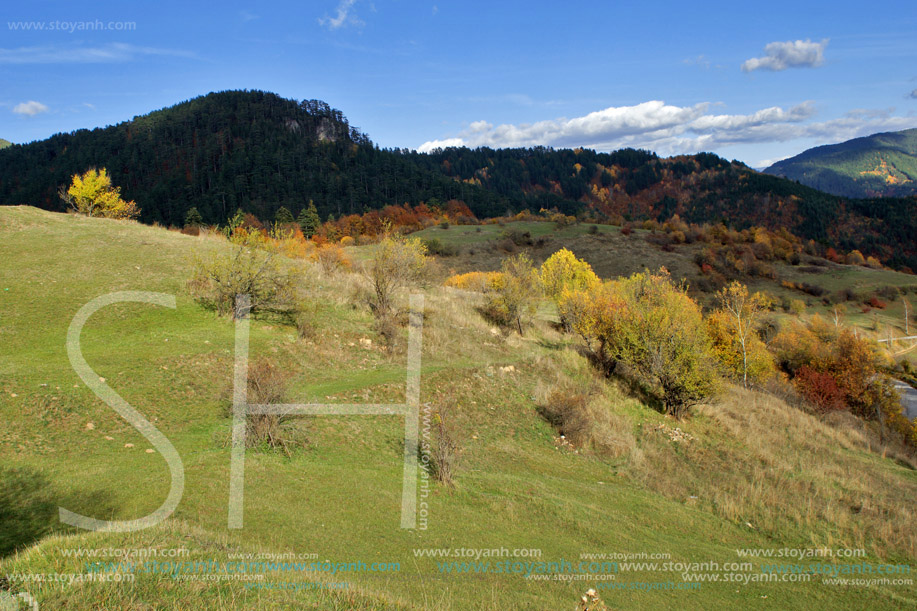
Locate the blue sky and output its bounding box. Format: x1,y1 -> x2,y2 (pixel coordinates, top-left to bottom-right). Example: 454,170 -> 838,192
2,0 -> 916,167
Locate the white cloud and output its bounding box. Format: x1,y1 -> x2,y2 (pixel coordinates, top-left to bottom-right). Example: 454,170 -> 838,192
12,101 -> 48,116
755,155 -> 791,169
742,39 -> 828,72
417,100 -> 917,156
0,43 -> 197,64
319,0 -> 363,30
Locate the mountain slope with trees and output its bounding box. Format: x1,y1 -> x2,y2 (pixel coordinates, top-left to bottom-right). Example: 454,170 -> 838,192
764,127 -> 917,198
0,90 -> 915,270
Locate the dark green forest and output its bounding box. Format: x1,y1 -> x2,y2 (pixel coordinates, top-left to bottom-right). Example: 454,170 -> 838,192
1,90 -> 915,269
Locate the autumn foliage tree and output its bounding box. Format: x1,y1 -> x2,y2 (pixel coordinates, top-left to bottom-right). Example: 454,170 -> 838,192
539,248 -> 600,330
770,315 -> 916,444
60,168 -> 139,220
713,281 -> 773,387
568,270 -> 718,417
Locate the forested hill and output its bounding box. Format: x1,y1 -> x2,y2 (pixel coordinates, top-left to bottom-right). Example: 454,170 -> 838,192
764,128 -> 917,198
0,138 -> 10,149
406,146 -> 917,270
0,90 -> 511,225
0,90 -> 915,270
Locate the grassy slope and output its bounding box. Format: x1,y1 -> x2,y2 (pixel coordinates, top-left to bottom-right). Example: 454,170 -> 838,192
0,138 -> 11,149
1,207 -> 916,610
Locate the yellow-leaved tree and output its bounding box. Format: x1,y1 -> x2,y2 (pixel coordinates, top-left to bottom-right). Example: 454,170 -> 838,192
540,248 -> 600,330
712,281 -> 773,388
60,168 -> 140,219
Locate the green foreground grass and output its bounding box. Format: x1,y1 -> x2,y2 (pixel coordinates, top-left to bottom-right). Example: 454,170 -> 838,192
1,206 -> 916,610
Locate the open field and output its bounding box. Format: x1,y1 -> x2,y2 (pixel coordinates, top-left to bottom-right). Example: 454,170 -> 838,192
1,207 -> 916,609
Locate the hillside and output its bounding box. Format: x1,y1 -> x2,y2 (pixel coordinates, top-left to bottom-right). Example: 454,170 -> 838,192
2,207 -> 917,609
0,138 -> 10,149
765,128 -> 917,198
0,91 -> 916,271
0,91 -> 511,225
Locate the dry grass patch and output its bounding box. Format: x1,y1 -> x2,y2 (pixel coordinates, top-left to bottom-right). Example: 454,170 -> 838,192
633,385 -> 917,561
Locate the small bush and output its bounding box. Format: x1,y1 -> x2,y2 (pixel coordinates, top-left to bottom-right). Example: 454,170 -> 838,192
292,300 -> 320,339
313,243 -> 351,274
788,299 -> 807,315
421,237 -> 459,257
794,366 -> 846,413
425,407 -> 460,486
537,382 -> 634,457
867,296 -> 887,309
444,271 -> 502,292
245,359 -> 304,455
502,229 -> 533,246
189,230 -> 297,319
484,253 -> 540,335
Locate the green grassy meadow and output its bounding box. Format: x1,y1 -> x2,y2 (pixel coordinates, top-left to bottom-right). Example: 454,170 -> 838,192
1,207 -> 916,609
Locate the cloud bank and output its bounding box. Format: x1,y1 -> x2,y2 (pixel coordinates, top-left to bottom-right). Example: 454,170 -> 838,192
12,101 -> 49,116
417,100 -> 917,156
742,39 -> 828,72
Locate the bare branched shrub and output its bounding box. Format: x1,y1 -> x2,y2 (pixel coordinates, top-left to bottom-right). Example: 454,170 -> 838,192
422,405 -> 460,486
292,300 -> 320,339
364,235 -> 428,348
432,410 -> 459,485
536,380 -> 635,458
245,359 -> 305,455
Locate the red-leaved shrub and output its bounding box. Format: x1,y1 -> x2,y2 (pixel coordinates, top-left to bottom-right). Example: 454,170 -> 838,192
794,366 -> 845,413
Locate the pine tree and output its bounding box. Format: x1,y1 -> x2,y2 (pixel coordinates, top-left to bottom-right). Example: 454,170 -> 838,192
297,201 -> 321,238
275,206 -> 294,225
184,206 -> 204,227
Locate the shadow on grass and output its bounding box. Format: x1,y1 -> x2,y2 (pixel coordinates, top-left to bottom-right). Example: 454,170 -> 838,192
574,344 -> 667,415
0,466 -> 119,558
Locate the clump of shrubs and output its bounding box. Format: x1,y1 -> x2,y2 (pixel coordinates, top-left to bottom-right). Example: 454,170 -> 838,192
421,237 -> 459,257
562,269 -> 718,417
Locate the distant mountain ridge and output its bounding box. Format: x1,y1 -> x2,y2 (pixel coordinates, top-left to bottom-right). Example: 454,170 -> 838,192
0,138 -> 10,149
764,128 -> 917,198
0,90 -> 915,270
